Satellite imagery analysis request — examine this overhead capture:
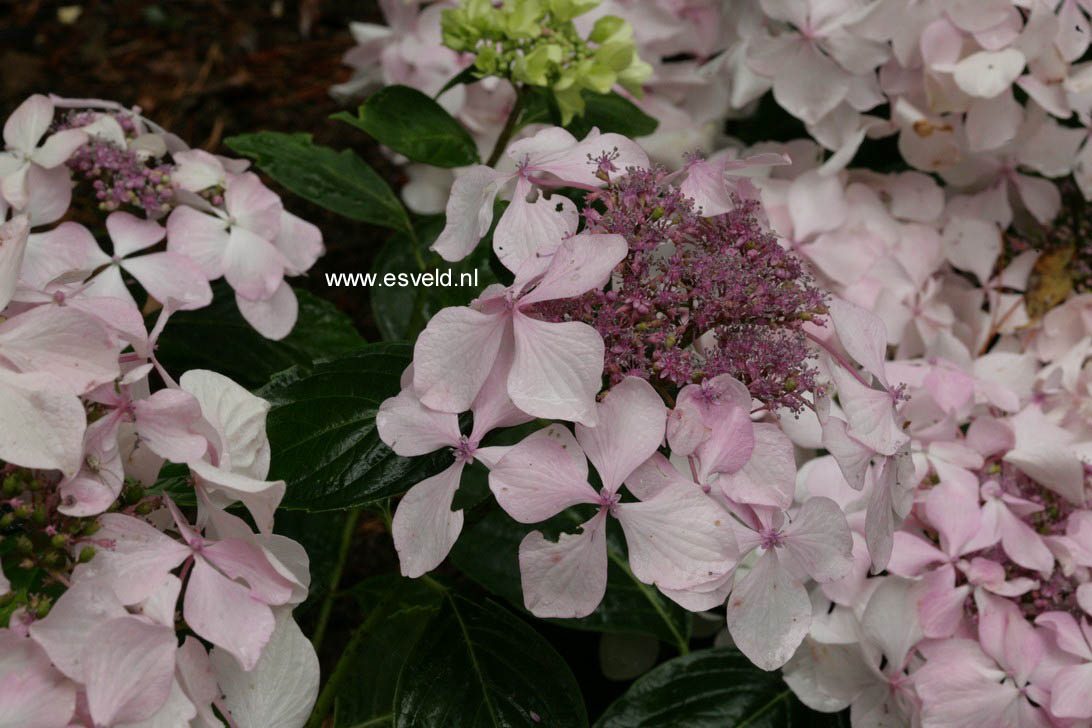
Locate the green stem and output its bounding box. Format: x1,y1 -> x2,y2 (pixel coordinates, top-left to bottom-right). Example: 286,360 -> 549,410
485,87 -> 527,167
305,581 -> 407,728
310,508 -> 362,653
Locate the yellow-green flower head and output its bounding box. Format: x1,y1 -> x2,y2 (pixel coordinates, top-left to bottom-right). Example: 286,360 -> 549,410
441,0 -> 651,124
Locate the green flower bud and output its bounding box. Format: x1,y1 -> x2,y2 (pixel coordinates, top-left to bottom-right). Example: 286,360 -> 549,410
2,475 -> 21,497
617,57 -> 652,97
14,535 -> 33,554
504,0 -> 545,39
78,546 -> 97,563
514,43 -> 562,86
50,533 -> 67,549
0,513 -> 12,529
33,596 -> 51,619
547,0 -> 599,21
588,15 -> 625,43
13,504 -> 32,520
595,40 -> 634,73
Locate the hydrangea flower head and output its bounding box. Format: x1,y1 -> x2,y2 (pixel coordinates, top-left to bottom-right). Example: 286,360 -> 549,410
532,164 -> 828,413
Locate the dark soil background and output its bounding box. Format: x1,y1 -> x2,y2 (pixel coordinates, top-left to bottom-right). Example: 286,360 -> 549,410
0,0 -> 398,338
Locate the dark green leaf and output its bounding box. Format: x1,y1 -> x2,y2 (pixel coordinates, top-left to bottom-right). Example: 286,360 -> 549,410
258,342 -> 448,510
154,283 -> 366,390
370,214 -> 497,341
450,509 -> 691,647
395,594 -> 588,728
435,67 -> 481,100
332,577 -> 444,728
595,647 -> 850,728
566,91 -> 658,140
225,131 -> 411,234
335,85 -> 479,168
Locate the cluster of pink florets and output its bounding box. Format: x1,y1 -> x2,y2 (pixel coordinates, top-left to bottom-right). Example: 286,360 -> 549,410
56,111 -> 174,215
532,164 -> 827,412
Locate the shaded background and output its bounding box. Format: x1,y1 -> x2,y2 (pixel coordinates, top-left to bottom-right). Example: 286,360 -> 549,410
0,0 -> 397,337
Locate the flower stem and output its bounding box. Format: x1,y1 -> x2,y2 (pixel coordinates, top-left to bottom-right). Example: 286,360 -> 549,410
310,507 -> 362,654
305,580 -> 407,728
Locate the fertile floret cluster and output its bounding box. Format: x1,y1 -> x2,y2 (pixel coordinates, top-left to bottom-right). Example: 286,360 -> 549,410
532,165 -> 827,412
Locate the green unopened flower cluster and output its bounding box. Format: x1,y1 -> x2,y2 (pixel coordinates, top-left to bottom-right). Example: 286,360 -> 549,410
442,0 -> 652,123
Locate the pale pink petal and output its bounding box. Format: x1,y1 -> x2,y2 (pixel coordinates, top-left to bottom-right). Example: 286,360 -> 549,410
188,460 -> 286,535
942,216 -> 1001,286
616,486 -> 737,590
236,282 -> 299,340
376,387 -> 461,456
28,580 -> 128,680
0,215 -> 29,310
624,452 -> 693,501
176,637 -> 221,728
3,94 -> 52,151
201,539 -> 295,605
224,173 -> 282,239
528,131 -> 649,188
887,532 -> 948,576
1013,172 -> 1061,224
171,149 -> 227,192
413,306 -> 507,413
431,166 -> 506,262
519,510 -> 609,618
716,423 -> 795,509
517,232 -> 627,305
781,496 -> 854,582
493,177 -> 578,278
509,315 -> 604,426
993,501 -> 1054,573
274,210 -> 323,276
829,366 -> 907,456
1004,406 -> 1084,505
0,306 -> 118,395
468,338 -> 533,441
952,48 -> 1025,98
22,164 -> 72,226
391,461 -> 466,578
83,617 -> 176,726
123,252 -> 213,310
725,549 -> 811,671
223,226 -> 287,301
787,170 -> 847,241
773,41 -> 850,126
30,128 -> 86,169
57,414 -> 124,517
76,513 -> 192,604
1051,663 -> 1092,719
820,416 -> 873,491
184,556 -> 275,671
925,479 -> 982,558
575,377 -> 666,494
490,436 -> 597,522
693,405 -> 756,482
165,206 -> 229,279
0,368 -> 86,477
827,297 -> 890,387
178,368 -> 271,478
106,211 -> 166,257
0,631 -> 76,728
860,576 -> 924,669
210,609 -> 320,728
964,90 -> 1022,153
132,388 -> 211,463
